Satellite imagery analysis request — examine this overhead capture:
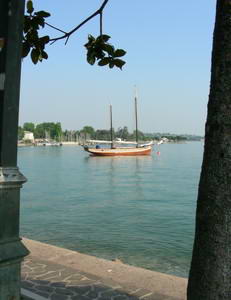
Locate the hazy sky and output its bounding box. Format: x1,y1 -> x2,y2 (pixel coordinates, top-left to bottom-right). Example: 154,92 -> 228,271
19,0 -> 216,135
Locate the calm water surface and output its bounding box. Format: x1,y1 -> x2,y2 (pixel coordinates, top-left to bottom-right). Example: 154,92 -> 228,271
18,142 -> 203,277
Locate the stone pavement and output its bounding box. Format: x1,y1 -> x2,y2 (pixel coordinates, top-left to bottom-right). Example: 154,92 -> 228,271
21,238 -> 187,300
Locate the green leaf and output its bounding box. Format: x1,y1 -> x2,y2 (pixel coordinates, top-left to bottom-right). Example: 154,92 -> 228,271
84,35 -> 96,49
114,49 -> 126,57
97,35 -> 111,42
88,34 -> 95,42
32,16 -> 43,29
31,48 -> 39,64
35,11 -> 51,18
94,48 -> 105,59
22,42 -> 31,58
35,16 -> 46,28
113,59 -> 126,70
41,51 -> 48,59
84,42 -> 91,49
98,57 -> 110,66
27,0 -> 34,14
23,16 -> 31,33
87,54 -> 96,65
109,61 -> 114,69
101,44 -> 114,56
26,29 -> 39,47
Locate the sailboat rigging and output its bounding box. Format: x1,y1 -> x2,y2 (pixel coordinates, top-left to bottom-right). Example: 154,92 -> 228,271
110,104 -> 113,149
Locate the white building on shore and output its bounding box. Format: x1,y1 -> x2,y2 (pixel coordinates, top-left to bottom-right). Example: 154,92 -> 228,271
23,131 -> 34,143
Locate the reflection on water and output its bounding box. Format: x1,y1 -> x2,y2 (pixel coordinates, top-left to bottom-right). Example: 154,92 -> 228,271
19,143 -> 203,277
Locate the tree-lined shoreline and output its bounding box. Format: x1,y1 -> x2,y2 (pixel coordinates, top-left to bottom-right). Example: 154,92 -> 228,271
19,122 -> 203,143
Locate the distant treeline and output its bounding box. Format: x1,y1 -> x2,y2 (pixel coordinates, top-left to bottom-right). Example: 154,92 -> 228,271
19,122 -> 203,142
19,122 -> 62,140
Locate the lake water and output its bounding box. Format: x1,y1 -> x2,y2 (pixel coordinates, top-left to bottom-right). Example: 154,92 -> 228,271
18,142 -> 203,278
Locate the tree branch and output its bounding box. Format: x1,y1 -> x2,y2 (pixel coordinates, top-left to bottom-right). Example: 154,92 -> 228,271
49,0 -> 109,44
45,22 -> 67,34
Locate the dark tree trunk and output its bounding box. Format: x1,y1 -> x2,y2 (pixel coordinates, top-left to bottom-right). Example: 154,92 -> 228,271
187,1 -> 231,299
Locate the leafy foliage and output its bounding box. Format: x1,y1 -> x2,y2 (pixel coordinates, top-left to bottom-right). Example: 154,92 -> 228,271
23,122 -> 35,132
22,0 -> 126,69
84,34 -> 126,69
19,122 -> 62,140
34,122 -> 62,139
22,0 -> 50,64
81,126 -> 95,136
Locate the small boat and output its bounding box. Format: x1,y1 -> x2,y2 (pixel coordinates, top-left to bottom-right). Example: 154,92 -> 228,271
83,95 -> 153,156
35,139 -> 62,146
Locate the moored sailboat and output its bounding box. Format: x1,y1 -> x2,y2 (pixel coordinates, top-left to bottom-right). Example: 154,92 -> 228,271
83,95 -> 153,156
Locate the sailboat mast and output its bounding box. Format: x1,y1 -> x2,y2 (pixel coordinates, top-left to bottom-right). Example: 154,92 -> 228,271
110,104 -> 113,149
135,95 -> 138,147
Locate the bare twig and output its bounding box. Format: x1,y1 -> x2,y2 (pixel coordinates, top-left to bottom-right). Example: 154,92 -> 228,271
65,36 -> 70,45
45,22 -> 67,34
49,0 -> 109,43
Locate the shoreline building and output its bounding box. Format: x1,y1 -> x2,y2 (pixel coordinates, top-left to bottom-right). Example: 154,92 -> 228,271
23,131 -> 35,143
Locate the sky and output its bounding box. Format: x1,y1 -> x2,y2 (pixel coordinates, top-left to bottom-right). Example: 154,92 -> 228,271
19,0 -> 217,135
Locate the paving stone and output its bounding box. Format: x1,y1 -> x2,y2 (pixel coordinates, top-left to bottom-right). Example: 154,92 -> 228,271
34,290 -> 50,298
36,274 -> 62,281
30,269 -> 48,275
113,295 -> 130,300
92,284 -> 113,293
50,293 -> 69,300
73,279 -> 98,286
41,264 -> 67,271
130,289 -> 153,298
117,287 -> 140,294
80,272 -> 102,281
73,286 -> 93,295
21,287 -> 38,294
54,287 -> 75,296
31,279 -> 50,285
71,295 -> 91,300
35,285 -> 54,293
50,281 -> 67,288
64,279 -> 89,286
85,291 -> 100,298
101,289 -> 122,298
99,278 -> 121,289
63,273 -> 85,280
62,273 -> 85,281
34,270 -> 58,277
127,297 -> 139,300
21,281 -> 35,289
25,263 -> 45,269
66,286 -> 84,293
